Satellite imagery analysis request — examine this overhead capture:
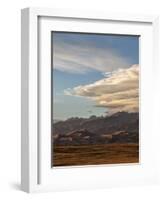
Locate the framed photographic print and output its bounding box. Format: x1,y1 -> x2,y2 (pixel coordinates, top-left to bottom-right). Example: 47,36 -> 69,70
21,8 -> 159,193
52,32 -> 140,167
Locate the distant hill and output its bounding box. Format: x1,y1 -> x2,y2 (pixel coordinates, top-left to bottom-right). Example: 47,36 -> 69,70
53,112 -> 139,145
53,119 -> 62,123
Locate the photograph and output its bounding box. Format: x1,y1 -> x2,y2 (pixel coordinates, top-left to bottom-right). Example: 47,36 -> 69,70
52,32 -> 139,167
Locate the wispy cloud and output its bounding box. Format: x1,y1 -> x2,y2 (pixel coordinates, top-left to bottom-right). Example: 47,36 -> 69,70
53,39 -> 131,74
64,65 -> 139,114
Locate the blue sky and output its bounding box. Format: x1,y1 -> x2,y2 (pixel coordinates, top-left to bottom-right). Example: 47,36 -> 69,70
52,32 -> 139,120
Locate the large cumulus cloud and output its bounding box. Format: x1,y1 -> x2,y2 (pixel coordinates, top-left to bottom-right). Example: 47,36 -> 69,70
65,65 -> 139,114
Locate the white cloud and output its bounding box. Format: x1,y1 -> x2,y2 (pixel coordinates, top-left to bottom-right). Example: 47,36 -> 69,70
53,40 -> 130,74
64,65 -> 139,114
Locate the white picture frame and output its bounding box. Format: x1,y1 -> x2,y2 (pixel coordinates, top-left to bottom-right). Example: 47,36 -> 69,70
21,7 -> 159,193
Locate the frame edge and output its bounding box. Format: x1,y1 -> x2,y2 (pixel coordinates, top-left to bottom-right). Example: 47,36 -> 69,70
21,7 -> 39,193
21,8 -> 30,193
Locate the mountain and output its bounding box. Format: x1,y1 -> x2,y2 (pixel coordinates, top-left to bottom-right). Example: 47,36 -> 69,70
53,119 -> 62,123
53,112 -> 139,145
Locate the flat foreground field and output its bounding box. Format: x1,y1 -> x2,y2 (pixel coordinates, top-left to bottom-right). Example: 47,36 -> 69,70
53,143 -> 139,167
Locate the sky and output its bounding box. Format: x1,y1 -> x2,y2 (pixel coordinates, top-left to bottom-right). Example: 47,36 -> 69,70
52,32 -> 139,120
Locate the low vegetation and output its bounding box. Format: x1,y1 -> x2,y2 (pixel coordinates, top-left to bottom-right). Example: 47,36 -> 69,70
53,143 -> 139,166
